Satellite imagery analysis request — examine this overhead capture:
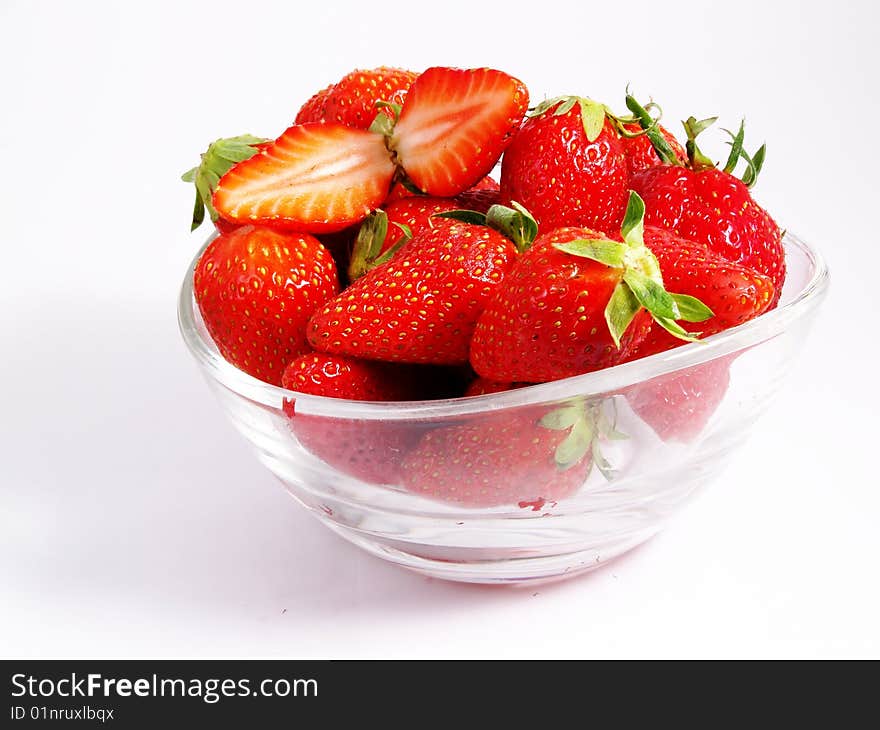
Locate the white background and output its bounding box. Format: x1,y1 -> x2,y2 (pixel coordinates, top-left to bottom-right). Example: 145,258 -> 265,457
2,0 -> 878,658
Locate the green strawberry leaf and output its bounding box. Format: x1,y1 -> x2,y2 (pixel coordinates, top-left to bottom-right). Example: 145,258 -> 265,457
578,98 -> 607,143
595,402 -> 628,441
605,280 -> 642,348
741,143 -> 767,187
554,418 -> 593,470
652,315 -> 701,342
683,116 -> 718,170
623,269 -> 680,320
553,97 -> 578,116
434,210 -> 488,226
553,239 -> 627,268
620,191 -> 646,247
391,222 -> 413,239
485,202 -> 539,252
368,112 -> 395,137
370,235 -> 409,268
182,134 -> 269,232
591,440 -> 617,480
348,210 -> 390,281
529,96 -> 570,117
540,404 -> 584,430
722,120 -> 746,174
671,293 -> 714,323
190,190 -> 205,231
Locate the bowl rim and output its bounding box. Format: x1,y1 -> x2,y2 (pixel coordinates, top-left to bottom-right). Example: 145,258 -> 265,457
178,230 -> 829,420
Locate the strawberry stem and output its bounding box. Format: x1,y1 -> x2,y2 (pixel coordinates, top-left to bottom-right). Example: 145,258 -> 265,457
624,93 -> 683,166
682,116 -> 718,170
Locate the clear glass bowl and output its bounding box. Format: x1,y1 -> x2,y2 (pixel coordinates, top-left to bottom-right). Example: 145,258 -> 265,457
178,232 -> 828,584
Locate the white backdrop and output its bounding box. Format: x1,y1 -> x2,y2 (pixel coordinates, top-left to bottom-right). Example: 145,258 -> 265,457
2,0 -> 878,658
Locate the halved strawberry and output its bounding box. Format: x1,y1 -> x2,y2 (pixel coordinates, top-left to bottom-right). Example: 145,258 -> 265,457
389,67 -> 528,196
213,124 -> 395,233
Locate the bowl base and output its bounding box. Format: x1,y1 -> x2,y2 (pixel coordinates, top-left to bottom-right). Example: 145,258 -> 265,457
320,518 -> 660,585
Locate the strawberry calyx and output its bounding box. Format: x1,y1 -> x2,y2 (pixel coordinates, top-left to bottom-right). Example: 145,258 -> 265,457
347,209 -> 413,281
181,134 -> 269,231
528,96 -> 609,142
367,100 -> 403,137
627,93 -> 767,187
552,192 -> 714,347
436,202 -> 539,252
540,398 -> 627,479
367,102 -> 428,196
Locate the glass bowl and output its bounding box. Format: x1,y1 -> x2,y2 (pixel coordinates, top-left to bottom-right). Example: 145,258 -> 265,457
178,232 -> 828,584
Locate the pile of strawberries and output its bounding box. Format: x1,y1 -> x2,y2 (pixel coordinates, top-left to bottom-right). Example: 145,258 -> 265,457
183,66 -> 784,506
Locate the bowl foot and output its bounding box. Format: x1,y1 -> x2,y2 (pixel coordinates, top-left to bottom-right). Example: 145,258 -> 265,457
321,519 -> 659,585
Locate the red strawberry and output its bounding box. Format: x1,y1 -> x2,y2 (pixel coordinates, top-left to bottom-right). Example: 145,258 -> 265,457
500,96 -> 629,233
294,85 -> 334,125
470,193 -> 713,383
468,176 -> 501,192
295,67 -> 417,129
213,124 -> 395,233
281,352 -> 426,402
625,98 -> 784,297
632,226 -> 776,357
385,175 -> 498,204
193,226 -> 339,385
455,187 -> 501,213
389,67 -> 528,196
348,191 -> 503,280
281,352 -> 465,484
621,122 -> 686,175
181,135 -> 270,232
401,398 -> 621,507
463,378 -> 521,397
625,357 -> 733,443
309,218 -> 520,365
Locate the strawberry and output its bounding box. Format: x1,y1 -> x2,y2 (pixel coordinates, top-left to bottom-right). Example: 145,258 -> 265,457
347,190 -> 502,280
308,213 -> 530,365
294,67 -> 417,129
625,357 -> 733,443
500,96 -> 629,233
621,122 -> 686,175
401,398 -> 623,507
193,226 -> 340,385
631,226 -> 776,357
389,67 -> 528,196
385,175 -> 498,205
468,176 -> 501,193
463,378 -> 521,397
470,193 -> 714,383
294,85 -> 334,125
281,351 -> 425,402
181,135 -> 270,232
625,96 -> 785,297
213,124 -> 395,233
281,352 -> 461,483
455,187 -> 501,213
